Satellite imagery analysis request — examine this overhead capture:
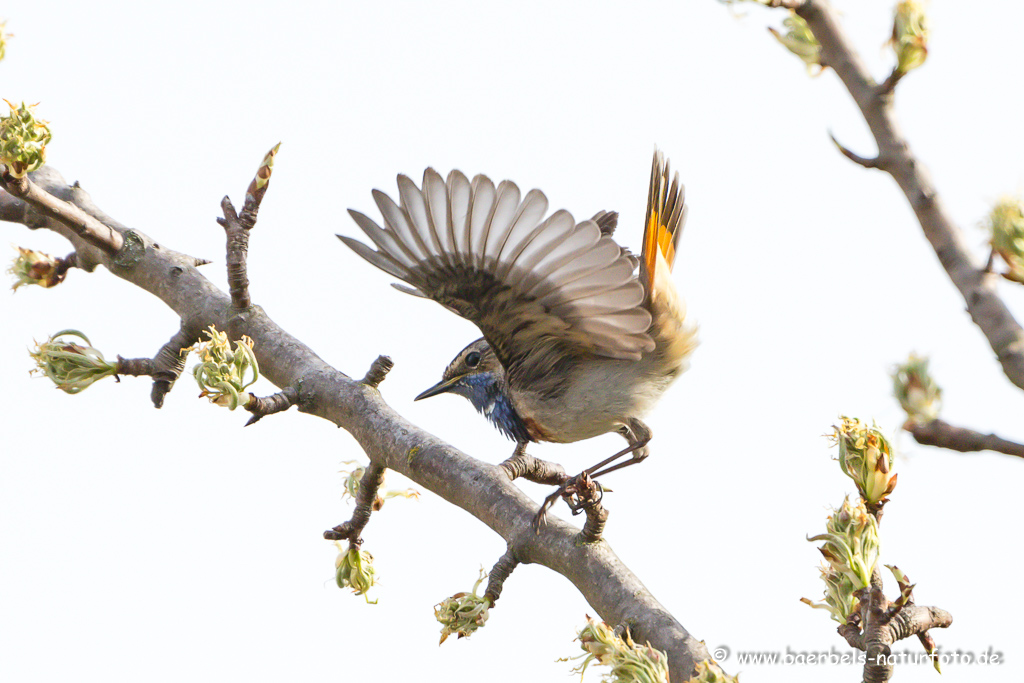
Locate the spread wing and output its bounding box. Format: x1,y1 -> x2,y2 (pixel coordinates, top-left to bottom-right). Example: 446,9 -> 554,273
340,168 -> 654,385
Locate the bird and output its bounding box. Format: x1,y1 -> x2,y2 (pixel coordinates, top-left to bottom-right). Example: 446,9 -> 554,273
339,150 -> 697,520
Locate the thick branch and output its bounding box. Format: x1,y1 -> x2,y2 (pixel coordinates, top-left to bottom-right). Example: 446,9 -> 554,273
4,169 -> 712,682
0,169 -> 123,253
906,419 -> 1024,459
794,0 -> 1024,390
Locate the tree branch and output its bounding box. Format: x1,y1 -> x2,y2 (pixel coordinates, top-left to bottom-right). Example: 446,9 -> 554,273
794,0 -> 1024,391
217,144 -> 279,311
2,166 -> 712,682
0,168 -> 124,253
325,460 -> 387,546
483,545 -> 520,605
244,386 -> 299,426
906,419 -> 1024,459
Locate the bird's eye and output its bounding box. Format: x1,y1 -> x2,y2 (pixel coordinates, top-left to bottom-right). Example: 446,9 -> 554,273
466,351 -> 481,368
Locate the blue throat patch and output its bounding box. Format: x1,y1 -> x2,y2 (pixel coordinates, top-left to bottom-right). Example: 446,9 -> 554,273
454,372 -> 532,443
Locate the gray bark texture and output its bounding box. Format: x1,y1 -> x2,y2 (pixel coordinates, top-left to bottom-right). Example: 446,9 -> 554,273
0,166 -> 710,682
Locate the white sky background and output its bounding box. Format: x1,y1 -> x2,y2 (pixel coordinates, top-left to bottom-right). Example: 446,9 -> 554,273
1,0 -> 1022,681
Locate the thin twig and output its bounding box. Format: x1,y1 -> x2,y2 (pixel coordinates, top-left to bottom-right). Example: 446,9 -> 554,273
829,132 -> 884,169
217,144 -> 280,311
500,443 -> 569,486
324,462 -> 387,547
877,68 -> 904,97
579,494 -> 610,544
361,355 -> 393,388
245,386 -> 299,426
152,325 -> 202,408
483,546 -> 520,605
112,325 -> 200,408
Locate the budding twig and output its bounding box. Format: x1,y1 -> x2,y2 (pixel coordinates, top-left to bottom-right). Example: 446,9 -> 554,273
217,144 -> 280,311
324,461 -> 386,547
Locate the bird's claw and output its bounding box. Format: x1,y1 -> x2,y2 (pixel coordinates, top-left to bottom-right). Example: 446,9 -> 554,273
532,471 -> 604,533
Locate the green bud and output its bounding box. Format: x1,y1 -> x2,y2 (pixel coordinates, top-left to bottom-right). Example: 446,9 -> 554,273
768,13 -> 822,74
801,563 -> 859,624
892,354 -> 942,424
435,568 -> 490,644
890,0 -> 929,74
0,100 -> 52,178
0,21 -> 9,63
8,246 -> 65,290
334,543 -> 378,603
29,329 -> 118,393
685,659 -> 739,683
987,196 -> 1024,283
339,461 -> 366,501
570,615 -> 671,683
832,417 -> 898,505
339,460 -> 420,503
189,326 -> 259,410
808,497 -> 880,590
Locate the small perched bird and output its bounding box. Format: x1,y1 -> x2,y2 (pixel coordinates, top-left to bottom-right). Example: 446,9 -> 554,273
340,150 -> 697,515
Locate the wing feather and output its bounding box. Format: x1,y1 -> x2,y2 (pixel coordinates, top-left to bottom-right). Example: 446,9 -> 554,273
373,189 -> 429,262
481,180 -> 521,269
396,174 -> 438,260
494,189 -> 548,279
347,209 -> 418,269
422,168 -> 453,263
447,170 -> 472,266
342,166 -> 673,383
468,175 -> 496,267
526,236 -> 620,300
337,235 -> 413,281
505,209 -> 575,280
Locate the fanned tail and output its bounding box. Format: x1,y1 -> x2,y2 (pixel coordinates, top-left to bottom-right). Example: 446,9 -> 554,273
641,149 -> 686,291
640,149 -> 698,369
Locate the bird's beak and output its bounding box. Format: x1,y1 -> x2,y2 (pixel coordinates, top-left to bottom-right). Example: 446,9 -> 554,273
414,375 -> 463,401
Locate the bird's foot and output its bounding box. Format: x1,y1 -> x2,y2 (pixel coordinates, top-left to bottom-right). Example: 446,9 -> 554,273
533,471 -> 604,533
500,449 -> 569,486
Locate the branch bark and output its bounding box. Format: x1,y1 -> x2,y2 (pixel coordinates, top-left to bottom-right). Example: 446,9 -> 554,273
906,419 -> 1024,459
793,0 -> 1024,391
0,168 -> 124,253
0,166 -> 711,682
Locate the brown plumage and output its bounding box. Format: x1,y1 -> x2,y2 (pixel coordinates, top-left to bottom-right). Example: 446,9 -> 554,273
339,149 -> 697,515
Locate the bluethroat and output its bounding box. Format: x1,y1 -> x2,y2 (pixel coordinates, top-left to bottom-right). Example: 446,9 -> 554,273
340,150 -> 697,521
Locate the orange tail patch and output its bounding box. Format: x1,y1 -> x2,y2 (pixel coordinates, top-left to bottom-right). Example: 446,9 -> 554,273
641,150 -> 685,291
